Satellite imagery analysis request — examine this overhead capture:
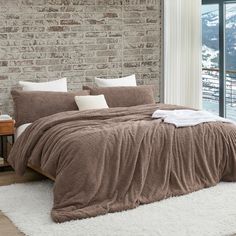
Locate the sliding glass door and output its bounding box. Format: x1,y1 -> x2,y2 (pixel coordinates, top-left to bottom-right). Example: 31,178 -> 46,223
202,0 -> 236,120
225,3 -> 236,119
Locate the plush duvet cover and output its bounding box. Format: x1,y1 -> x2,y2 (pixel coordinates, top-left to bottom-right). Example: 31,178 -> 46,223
8,104 -> 236,223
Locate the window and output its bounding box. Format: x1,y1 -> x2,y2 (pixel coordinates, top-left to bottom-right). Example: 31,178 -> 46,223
202,0 -> 236,120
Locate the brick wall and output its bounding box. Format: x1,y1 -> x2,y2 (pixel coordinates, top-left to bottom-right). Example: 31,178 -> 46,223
0,0 -> 162,115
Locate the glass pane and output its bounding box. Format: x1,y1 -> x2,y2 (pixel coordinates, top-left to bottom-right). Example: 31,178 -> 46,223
202,70 -> 220,115
225,3 -> 236,121
202,4 -> 220,115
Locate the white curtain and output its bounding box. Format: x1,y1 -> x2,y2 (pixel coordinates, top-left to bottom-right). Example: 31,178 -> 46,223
164,0 -> 202,109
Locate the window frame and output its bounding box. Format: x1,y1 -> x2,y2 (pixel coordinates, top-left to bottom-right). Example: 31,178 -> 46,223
202,0 -> 236,117
203,0 -> 236,3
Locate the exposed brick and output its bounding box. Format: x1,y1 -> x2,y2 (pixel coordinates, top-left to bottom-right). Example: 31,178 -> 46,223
47,26 -> 69,31
96,0 -> 115,5
22,66 -> 46,72
123,11 -> 141,18
146,0 -> 159,4
108,56 -> 122,62
36,6 -> 60,12
124,5 -> 146,11
109,43 -> 122,50
84,57 -> 107,64
73,64 -> 95,70
0,0 -> 161,115
123,18 -> 145,24
72,0 -> 95,5
86,19 -> 105,25
47,0 -> 71,5
6,14 -> 20,19
48,64 -> 72,71
0,27 -> 19,33
0,75 -> 8,80
35,59 -> 60,65
85,69 -> 107,76
85,44 -> 107,50
96,63 -> 108,69
97,38 -> 119,44
96,50 -> 118,57
61,58 -> 84,64
22,27 -> 45,32
123,49 -> 141,56
123,55 -> 143,62
8,60 -> 34,66
44,12 -> 71,19
146,17 -> 158,23
6,67 -> 21,73
22,0 -> 46,5
60,19 -> 81,25
124,62 -> 140,68
61,71 -> 85,79
103,13 -> 118,18
45,19 -> 60,25
85,32 -> 107,37
21,52 -> 47,59
108,32 -> 122,37
123,0 -> 141,4
146,5 -> 159,10
0,34 -> 7,40
141,60 -> 158,67
0,61 -> 8,67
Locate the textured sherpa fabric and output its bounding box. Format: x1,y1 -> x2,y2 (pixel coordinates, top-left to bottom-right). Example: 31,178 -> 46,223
11,90 -> 90,127
8,103 -> 236,222
83,85 -> 155,107
0,181 -> 236,236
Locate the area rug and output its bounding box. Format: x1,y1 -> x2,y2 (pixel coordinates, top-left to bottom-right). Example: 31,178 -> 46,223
0,181 -> 236,236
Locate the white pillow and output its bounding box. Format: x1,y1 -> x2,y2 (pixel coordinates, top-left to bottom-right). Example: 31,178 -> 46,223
95,74 -> 137,87
75,95 -> 109,111
19,78 -> 67,92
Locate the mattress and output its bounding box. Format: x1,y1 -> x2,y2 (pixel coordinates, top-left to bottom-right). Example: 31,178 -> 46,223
15,123 -> 32,139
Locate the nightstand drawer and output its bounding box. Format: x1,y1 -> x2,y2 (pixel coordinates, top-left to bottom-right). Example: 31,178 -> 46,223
0,121 -> 15,135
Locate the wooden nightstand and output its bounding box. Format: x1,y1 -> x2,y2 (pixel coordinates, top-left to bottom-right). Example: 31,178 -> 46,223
0,120 -> 15,170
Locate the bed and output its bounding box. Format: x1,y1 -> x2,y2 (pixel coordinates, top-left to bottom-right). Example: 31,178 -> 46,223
7,87 -> 236,223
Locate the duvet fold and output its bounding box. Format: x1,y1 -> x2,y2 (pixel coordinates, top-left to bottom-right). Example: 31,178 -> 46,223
8,104 -> 236,223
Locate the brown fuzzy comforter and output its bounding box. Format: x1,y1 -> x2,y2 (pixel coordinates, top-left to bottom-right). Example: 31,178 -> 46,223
8,104 -> 236,223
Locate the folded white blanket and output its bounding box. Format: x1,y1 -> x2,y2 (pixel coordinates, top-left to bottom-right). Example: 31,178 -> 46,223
152,109 -> 234,127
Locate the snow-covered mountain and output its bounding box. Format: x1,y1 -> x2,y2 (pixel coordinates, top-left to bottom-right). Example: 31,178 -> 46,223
202,5 -> 236,70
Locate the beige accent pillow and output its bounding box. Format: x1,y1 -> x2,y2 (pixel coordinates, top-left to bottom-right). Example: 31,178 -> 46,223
75,95 -> 109,111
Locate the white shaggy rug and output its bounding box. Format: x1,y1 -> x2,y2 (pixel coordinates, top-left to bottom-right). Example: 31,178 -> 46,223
0,181 -> 236,236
